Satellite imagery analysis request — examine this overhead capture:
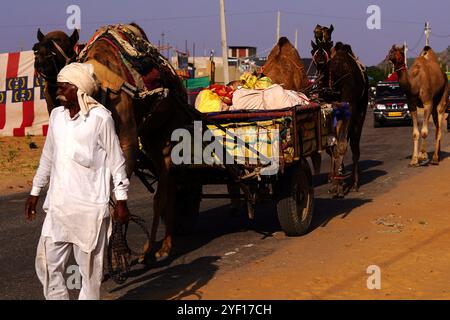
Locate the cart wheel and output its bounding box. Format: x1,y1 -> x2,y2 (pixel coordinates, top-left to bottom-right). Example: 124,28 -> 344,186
276,159 -> 314,236
174,183 -> 202,235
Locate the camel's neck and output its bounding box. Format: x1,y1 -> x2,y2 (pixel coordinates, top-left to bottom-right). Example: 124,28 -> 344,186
396,68 -> 411,94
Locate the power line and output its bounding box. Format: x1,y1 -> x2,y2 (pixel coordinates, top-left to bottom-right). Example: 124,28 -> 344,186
431,33 -> 450,38
283,10 -> 427,26
0,11 -> 278,29
408,33 -> 425,54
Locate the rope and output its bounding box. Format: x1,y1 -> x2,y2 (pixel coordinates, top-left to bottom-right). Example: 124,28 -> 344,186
107,199 -> 151,285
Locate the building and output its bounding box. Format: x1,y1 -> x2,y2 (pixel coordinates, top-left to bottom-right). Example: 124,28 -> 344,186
228,46 -> 257,59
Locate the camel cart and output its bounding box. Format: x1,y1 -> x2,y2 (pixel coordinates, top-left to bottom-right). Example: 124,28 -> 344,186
164,102 -> 345,237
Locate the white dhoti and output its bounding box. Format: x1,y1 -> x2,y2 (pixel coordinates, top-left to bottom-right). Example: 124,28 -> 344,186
35,217 -> 110,300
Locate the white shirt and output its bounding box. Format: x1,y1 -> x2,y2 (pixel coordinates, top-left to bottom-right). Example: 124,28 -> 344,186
31,106 -> 129,253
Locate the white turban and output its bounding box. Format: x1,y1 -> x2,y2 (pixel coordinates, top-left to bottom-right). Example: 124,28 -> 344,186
57,63 -> 100,116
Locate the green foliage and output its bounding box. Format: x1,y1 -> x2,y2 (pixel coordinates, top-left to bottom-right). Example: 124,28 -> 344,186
366,66 -> 389,87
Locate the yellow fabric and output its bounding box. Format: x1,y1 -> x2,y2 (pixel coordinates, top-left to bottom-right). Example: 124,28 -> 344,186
240,72 -> 272,89
206,120 -> 288,162
254,76 -> 272,89
196,89 -> 222,113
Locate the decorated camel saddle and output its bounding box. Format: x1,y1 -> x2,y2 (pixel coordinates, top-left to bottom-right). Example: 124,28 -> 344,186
77,24 -> 176,99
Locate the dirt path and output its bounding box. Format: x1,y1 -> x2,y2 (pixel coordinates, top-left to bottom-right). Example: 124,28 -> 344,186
0,136 -> 45,195
178,157 -> 450,300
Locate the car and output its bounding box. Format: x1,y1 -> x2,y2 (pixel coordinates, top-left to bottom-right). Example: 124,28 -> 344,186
373,81 -> 411,128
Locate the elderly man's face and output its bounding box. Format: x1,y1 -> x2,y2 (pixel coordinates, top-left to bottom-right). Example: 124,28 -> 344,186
56,82 -> 78,108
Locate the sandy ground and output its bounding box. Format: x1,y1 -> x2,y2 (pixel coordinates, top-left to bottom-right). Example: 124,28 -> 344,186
0,136 -> 46,195
177,156 -> 450,300
2,134 -> 450,300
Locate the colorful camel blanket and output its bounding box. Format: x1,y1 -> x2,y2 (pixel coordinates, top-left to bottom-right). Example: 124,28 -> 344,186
78,24 -> 175,99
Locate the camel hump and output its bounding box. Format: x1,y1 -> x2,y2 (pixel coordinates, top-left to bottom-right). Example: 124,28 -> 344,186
420,46 -> 438,62
277,37 -> 291,47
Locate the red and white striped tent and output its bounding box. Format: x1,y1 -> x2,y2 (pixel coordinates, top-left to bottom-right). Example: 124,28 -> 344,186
0,50 -> 49,136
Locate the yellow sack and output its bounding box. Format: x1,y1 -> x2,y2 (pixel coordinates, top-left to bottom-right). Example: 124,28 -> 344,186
240,72 -> 272,89
254,76 -> 272,89
240,72 -> 257,89
195,89 -> 222,113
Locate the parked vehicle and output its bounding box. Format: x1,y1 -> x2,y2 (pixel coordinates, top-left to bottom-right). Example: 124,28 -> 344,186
373,81 -> 411,127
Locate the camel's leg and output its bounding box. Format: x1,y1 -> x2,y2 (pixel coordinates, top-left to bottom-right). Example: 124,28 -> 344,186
431,96 -> 447,164
331,122 -> 349,198
326,147 -> 334,183
349,111 -> 366,192
156,174 -> 176,258
409,110 -> 420,167
112,93 -> 138,177
155,152 -> 176,259
419,105 -> 432,163
431,110 -> 442,165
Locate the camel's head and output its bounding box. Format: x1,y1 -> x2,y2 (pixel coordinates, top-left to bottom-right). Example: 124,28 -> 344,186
314,24 -> 334,44
311,24 -> 334,69
33,28 -> 79,80
387,45 -> 405,68
311,40 -> 333,69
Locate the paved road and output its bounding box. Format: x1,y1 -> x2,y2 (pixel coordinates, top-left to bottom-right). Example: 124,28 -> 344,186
1,111 -> 449,299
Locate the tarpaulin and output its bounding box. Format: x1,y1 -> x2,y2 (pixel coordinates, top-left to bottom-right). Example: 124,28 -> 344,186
0,50 -> 49,136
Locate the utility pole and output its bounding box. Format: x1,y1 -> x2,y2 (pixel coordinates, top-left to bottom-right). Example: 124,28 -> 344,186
294,29 -> 298,50
424,22 -> 431,46
193,42 -> 196,69
276,10 -> 280,43
404,41 -> 408,68
219,0 -> 229,84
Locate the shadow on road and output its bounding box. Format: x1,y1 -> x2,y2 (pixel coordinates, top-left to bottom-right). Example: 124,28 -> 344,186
106,201 -> 282,297
314,159 -> 385,188
113,256 -> 220,300
311,197 -> 373,230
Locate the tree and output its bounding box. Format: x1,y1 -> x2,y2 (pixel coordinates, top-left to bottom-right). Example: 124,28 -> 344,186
366,66 -> 389,87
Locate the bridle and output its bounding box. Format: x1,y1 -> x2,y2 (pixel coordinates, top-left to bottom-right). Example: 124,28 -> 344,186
386,50 -> 407,74
312,47 -> 330,67
312,47 -> 332,88
34,40 -> 77,82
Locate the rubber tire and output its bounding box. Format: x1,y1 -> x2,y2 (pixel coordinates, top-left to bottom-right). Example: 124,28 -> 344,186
276,160 -> 314,236
174,183 -> 202,235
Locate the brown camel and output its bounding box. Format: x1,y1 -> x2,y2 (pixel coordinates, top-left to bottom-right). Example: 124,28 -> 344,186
311,25 -> 369,198
388,45 -> 448,166
33,25 -> 197,259
263,37 -> 309,92
33,29 -> 80,114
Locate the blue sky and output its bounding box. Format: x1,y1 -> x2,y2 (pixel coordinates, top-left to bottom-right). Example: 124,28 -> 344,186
0,0 -> 449,65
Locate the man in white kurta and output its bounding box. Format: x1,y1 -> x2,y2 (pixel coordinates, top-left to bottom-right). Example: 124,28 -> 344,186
25,63 -> 130,300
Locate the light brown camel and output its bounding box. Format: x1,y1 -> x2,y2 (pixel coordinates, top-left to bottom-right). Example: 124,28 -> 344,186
388,45 -> 448,166
263,37 -> 309,92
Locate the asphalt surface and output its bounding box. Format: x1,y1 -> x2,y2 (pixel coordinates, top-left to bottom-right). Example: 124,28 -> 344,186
1,110 -> 449,300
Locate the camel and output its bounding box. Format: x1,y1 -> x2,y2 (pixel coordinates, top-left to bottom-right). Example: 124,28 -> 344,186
328,42 -> 369,197
33,29 -> 80,114
310,24 -> 334,89
311,29 -> 369,198
33,24 -> 197,259
388,45 -> 448,166
263,37 -> 309,92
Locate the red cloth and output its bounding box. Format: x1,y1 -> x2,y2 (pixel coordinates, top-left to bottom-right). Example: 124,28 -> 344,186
386,72 -> 398,81
208,84 -> 234,105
